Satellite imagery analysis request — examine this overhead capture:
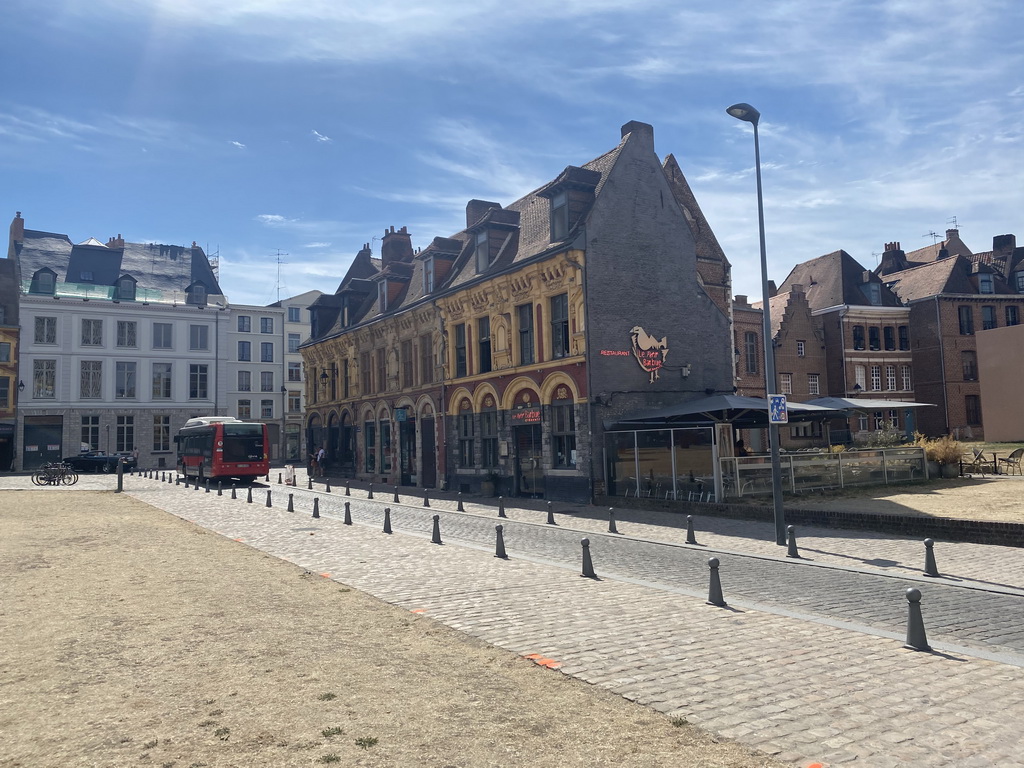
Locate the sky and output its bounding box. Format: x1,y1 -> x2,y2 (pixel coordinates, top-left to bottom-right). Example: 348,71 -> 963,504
3,0 -> 1023,308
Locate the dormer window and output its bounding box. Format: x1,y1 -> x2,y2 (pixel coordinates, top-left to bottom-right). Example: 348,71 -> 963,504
863,282 -> 881,306
979,273 -> 994,294
117,276 -> 136,301
187,283 -> 207,306
30,269 -> 56,295
475,230 -> 491,273
1016,271 -> 1024,293
550,190 -> 568,240
423,257 -> 435,294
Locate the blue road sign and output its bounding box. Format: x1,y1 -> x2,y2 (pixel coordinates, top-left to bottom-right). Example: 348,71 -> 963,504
769,394 -> 788,424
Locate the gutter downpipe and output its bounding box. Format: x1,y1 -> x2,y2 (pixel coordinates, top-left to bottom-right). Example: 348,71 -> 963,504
935,296 -> 948,434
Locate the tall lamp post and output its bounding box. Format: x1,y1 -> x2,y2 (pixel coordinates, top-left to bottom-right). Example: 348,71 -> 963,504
726,102 -> 786,546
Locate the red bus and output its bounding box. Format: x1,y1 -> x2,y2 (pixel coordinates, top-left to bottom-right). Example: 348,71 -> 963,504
175,416 -> 269,484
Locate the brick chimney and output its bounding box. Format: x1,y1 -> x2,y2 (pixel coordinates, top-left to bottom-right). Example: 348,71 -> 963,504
380,225 -> 413,268
107,233 -> 125,248
945,228 -> 959,241
877,241 -> 908,275
9,211 -> 24,254
466,200 -> 501,229
620,120 -> 655,151
993,234 -> 1016,258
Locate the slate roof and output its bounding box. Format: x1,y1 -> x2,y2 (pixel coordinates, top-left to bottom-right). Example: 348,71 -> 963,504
14,229 -> 223,304
777,250 -> 902,310
881,254 -> 1016,302
308,128 -> 637,343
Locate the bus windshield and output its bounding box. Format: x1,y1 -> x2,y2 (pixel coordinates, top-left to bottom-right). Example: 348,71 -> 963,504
223,423 -> 264,462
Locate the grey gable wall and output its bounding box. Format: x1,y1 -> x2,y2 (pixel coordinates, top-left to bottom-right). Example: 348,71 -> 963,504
583,124 -> 733,430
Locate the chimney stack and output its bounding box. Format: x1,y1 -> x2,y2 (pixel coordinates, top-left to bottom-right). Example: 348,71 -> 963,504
381,225 -> 413,268
466,200 -> 501,229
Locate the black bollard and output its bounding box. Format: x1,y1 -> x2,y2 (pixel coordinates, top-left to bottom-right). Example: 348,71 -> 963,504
344,501 -> 352,525
546,502 -> 555,525
495,524 -> 508,559
231,484 -> 237,500
266,490 -> 272,508
608,507 -> 619,534
287,493 -> 294,512
457,492 -> 464,512
393,485 -> 400,503
497,496 -> 506,518
345,480 -> 351,496
368,483 -> 374,500
308,476 -> 312,490
383,507 -> 392,534
423,489 -> 430,508
923,538 -> 940,577
175,476 -> 180,486
686,515 -> 698,545
265,473 -> 270,482
278,472 -> 282,484
786,525 -> 801,559
581,538 -> 597,579
431,514 -> 442,544
246,486 -> 253,503
205,479 -> 211,493
905,587 -> 931,651
116,459 -> 124,493
312,498 -> 320,519
325,479 -> 331,493
707,557 -> 726,607
194,476 -> 199,491
217,482 -> 223,497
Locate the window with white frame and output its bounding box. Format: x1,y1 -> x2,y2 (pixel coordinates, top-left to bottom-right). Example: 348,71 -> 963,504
807,373 -> 820,395
152,363 -> 172,399
238,399 -> 251,419
288,333 -> 300,353
116,321 -> 137,347
288,306 -> 300,322
81,416 -> 99,451
260,342 -> 274,362
153,415 -> 171,452
80,360 -> 102,399
260,317 -> 274,334
190,364 -> 208,399
261,371 -> 274,392
261,399 -> 274,419
238,370 -> 251,391
81,318 -> 103,346
153,322 -> 172,349
288,362 -> 302,382
189,324 -> 209,351
33,359 -> 55,398
886,365 -> 897,391
238,341 -> 251,361
780,373 -> 793,394
116,361 -> 137,398
796,340 -> 805,357
116,415 -> 135,452
870,365 -> 881,391
901,365 -> 912,391
238,315 -> 251,332
855,365 -> 866,390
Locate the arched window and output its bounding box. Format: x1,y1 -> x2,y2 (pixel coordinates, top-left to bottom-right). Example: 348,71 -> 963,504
31,269 -> 56,295
117,276 -> 136,301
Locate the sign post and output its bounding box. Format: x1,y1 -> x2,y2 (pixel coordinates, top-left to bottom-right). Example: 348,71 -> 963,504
769,395 -> 788,425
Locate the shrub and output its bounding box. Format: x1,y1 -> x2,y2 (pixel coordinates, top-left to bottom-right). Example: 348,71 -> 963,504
914,433 -> 963,465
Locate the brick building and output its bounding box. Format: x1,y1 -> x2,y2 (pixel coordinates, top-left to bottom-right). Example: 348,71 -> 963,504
877,230 -> 1024,438
301,121 -> 735,502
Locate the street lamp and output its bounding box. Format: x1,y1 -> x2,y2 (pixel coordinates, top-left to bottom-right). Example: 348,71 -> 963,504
727,102 -> 786,546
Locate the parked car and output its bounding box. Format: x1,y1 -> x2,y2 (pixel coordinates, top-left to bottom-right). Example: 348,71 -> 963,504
62,451 -> 138,473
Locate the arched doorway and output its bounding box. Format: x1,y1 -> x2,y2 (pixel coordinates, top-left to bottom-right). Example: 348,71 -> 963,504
306,413 -> 323,470
339,411 -> 355,475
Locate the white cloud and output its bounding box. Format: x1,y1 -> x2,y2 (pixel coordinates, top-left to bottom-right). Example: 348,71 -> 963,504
311,130 -> 331,143
255,214 -> 294,225
303,241 -> 331,248
230,140 -> 246,149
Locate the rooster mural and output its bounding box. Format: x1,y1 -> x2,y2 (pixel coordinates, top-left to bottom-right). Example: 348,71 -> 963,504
629,326 -> 668,383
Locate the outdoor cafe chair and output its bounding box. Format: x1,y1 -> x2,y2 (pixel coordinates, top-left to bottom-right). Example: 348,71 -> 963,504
999,448 -> 1024,476
964,447 -> 995,477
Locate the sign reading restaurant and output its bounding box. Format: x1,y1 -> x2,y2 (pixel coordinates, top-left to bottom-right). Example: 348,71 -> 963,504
600,326 -> 669,384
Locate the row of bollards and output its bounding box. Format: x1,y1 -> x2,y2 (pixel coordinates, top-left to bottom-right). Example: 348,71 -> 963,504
162,472 -> 937,653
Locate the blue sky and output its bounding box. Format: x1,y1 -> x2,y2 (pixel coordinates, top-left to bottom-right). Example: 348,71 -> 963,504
3,0 -> 1022,307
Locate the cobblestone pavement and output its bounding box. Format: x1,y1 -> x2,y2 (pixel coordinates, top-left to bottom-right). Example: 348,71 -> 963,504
9,471 -> 1024,767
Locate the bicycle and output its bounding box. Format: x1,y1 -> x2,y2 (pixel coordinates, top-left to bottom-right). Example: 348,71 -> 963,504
31,462 -> 79,486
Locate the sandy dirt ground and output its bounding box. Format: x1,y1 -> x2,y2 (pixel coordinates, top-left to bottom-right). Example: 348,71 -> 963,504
0,490 -> 785,768
787,475 -> 1024,523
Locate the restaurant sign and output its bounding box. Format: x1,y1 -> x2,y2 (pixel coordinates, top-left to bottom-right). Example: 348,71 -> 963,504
629,326 -> 668,383
510,407 -> 542,424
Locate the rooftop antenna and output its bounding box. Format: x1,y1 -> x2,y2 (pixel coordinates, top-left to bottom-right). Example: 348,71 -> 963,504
946,215 -> 960,231
371,235 -> 380,254
871,251 -> 882,266
273,250 -> 289,302
206,243 -> 220,278
923,231 -> 941,244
